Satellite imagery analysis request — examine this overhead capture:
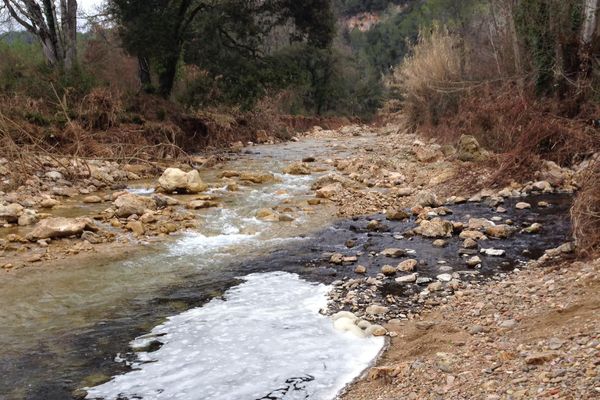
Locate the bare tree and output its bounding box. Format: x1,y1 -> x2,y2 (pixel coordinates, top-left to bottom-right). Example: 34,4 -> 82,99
1,0 -> 78,70
580,0 -> 599,77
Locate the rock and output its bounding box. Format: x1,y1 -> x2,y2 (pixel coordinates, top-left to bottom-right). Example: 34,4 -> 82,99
381,265 -> 397,276
480,248 -> 506,256
523,223 -> 542,234
547,337 -> 565,350
386,208 -> 410,221
187,200 -> 219,209
515,202 -> 531,210
428,281 -> 443,292
256,208 -> 279,222
398,259 -> 418,272
366,324 -> 387,337
414,146 -> 443,163
415,190 -> 442,207
126,220 -> 145,236
532,180 -> 552,192
316,183 -> 342,199
0,203 -> 24,223
381,248 -> 406,258
524,352 -> 558,365
396,273 -> 418,283
114,194 -> 155,218
17,210 -> 38,226
355,265 -> 367,274
81,231 -> 103,244
468,218 -> 494,230
240,172 -> 277,184
538,201 -> 549,208
395,187 -> 414,197
485,224 -> 515,239
466,256 -> 482,268
367,220 -> 387,232
437,273 -> 452,282
463,238 -> 478,248
366,304 -> 389,315
460,230 -> 487,241
40,198 -> 60,208
498,319 -> 517,328
332,311 -> 358,321
283,162 -> 311,175
83,195 -> 102,204
27,217 -> 93,241
433,239 -> 447,248
45,171 -> 64,181
333,317 -> 365,338
457,135 -> 487,162
158,168 -> 208,193
414,218 -> 453,238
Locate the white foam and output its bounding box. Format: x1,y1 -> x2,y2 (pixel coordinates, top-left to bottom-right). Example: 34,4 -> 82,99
86,272 -> 384,400
170,231 -> 258,256
126,187 -> 155,195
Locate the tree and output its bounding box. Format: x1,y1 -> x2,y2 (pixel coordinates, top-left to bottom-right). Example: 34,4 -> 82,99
1,0 -> 78,70
109,0 -> 335,98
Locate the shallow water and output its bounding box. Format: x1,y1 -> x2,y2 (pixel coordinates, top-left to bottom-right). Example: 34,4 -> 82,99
0,137 -> 380,400
0,136 -> 574,400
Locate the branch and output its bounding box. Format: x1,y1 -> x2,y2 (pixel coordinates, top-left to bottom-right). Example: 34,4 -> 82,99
2,0 -> 36,33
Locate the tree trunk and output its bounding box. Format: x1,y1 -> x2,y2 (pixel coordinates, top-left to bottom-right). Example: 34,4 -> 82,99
158,53 -> 180,98
580,0 -> 599,78
507,0 -> 522,77
138,56 -> 153,91
61,0 -> 78,71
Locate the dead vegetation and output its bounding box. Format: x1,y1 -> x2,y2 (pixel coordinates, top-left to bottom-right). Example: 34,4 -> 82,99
572,159 -> 600,257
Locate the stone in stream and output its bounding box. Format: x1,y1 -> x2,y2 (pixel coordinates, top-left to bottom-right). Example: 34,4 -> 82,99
381,265 -> 397,276
396,273 -> 418,283
0,203 -> 24,223
432,239 -> 447,248
114,193 -> 156,218
414,218 -> 453,238
381,248 -> 406,258
463,238 -> 478,249
480,248 -> 506,257
366,324 -> 387,337
26,217 -> 95,241
83,195 -> 103,204
523,223 -> 543,234
398,259 -> 418,272
460,230 -> 487,241
467,218 -> 494,230
355,265 -> 367,274
316,183 -> 342,199
126,220 -> 145,236
386,208 -> 410,221
256,208 -> 279,222
437,273 -> 453,282
17,210 -> 38,226
240,172 -> 278,184
40,198 -> 60,209
283,162 -> 311,175
515,202 -> 531,210
466,256 -> 482,268
158,168 -> 208,193
187,200 -> 219,209
486,224 -> 516,239
414,190 -> 442,207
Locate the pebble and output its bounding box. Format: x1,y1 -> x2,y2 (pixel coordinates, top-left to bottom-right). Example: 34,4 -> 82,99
437,273 -> 453,282
466,256 -> 482,267
515,202 -> 531,210
398,259 -> 418,272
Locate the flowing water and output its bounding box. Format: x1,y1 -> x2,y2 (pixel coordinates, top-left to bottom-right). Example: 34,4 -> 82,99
0,136 -> 574,400
0,137 -> 385,400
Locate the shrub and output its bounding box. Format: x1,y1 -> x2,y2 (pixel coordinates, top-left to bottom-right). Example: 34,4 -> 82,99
390,26 -> 462,128
571,159 -> 600,257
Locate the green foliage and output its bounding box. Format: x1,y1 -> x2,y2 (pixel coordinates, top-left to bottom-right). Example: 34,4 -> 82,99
515,0 -> 584,95
334,0 -> 406,16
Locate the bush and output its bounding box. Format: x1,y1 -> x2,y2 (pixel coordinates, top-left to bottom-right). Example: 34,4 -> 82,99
390,26 -> 462,128
571,159 -> 600,257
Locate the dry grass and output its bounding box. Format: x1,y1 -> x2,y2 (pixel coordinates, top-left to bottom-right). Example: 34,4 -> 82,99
390,26 -> 463,128
571,159 -> 600,257
79,88 -> 123,130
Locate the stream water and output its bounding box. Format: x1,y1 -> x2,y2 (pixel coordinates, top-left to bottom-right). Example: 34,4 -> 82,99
0,136 -> 573,400
0,137 -> 385,400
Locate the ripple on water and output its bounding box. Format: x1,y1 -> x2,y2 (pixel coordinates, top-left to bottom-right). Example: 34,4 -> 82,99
85,272 -> 384,400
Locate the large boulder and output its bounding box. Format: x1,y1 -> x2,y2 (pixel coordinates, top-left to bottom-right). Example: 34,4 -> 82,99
414,218 -> 453,238
457,135 -> 487,162
158,168 -> 208,193
114,193 -> 156,218
27,217 -> 94,241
